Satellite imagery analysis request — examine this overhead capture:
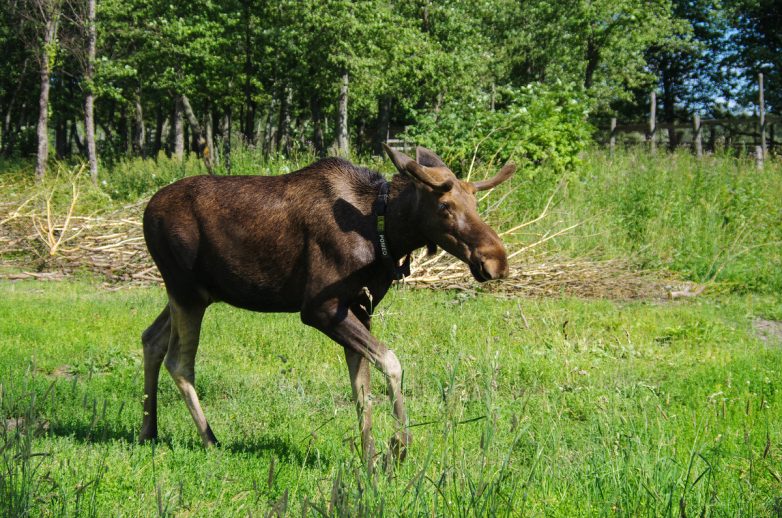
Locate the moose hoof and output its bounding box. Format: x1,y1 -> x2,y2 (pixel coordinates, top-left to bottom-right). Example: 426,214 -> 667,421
138,428 -> 158,444
388,431 -> 411,463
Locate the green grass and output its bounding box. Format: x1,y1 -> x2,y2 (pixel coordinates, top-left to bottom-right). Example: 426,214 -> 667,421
2,280 -> 782,515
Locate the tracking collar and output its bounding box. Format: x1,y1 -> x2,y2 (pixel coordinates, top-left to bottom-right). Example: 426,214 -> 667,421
375,181 -> 411,281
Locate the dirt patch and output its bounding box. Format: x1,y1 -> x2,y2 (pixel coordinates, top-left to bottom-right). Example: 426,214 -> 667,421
753,319 -> 782,346
49,365 -> 75,379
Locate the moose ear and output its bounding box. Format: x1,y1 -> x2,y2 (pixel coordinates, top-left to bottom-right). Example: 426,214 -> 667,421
382,143 -> 415,174
415,146 -> 448,168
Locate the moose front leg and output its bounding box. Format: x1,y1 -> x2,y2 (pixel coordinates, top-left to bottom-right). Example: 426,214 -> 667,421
302,304 -> 411,464
344,348 -> 375,467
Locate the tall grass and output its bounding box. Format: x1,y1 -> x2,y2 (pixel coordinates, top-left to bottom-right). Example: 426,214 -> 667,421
0,365 -> 112,517
494,148 -> 782,293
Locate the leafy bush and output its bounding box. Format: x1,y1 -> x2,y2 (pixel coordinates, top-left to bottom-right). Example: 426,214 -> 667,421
101,153 -> 204,201
405,82 -> 593,177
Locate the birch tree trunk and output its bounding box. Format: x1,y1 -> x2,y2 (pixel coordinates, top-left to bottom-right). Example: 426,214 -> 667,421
173,95 -> 184,160
180,93 -> 213,173
206,106 -> 217,165
311,95 -> 325,157
276,86 -> 291,155
35,17 -> 57,181
84,0 -> 97,181
336,71 -> 349,156
134,94 -> 145,157
221,108 -> 232,174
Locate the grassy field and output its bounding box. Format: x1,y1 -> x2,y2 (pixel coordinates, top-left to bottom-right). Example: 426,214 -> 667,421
1,150 -> 781,515
2,279 -> 782,516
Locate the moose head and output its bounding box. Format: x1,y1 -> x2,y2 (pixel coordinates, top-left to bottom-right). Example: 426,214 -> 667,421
383,144 -> 515,282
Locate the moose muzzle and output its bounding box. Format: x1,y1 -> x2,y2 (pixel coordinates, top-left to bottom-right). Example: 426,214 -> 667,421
469,242 -> 510,282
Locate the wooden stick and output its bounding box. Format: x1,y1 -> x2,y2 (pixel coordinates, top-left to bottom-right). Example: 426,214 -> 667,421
649,91 -> 657,155
759,72 -> 766,158
693,113 -> 702,159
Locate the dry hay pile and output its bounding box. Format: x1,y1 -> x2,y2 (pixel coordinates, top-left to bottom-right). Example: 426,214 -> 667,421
0,178 -> 158,284
404,252 -> 672,299
0,179 -> 681,299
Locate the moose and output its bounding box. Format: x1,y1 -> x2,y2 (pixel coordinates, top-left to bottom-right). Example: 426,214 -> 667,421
139,144 -> 515,465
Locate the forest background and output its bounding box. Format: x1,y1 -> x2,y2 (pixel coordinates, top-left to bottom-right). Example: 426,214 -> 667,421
0,0 -> 779,181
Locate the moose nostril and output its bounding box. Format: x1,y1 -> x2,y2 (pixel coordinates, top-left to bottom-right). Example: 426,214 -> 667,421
483,258 -> 508,279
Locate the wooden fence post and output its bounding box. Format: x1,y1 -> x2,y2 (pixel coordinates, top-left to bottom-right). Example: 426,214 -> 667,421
693,113 -> 702,159
756,145 -> 764,170
610,117 -> 616,157
649,91 -> 657,155
759,72 -> 766,158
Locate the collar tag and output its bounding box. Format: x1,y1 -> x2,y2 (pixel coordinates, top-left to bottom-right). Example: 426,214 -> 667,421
374,181 -> 407,280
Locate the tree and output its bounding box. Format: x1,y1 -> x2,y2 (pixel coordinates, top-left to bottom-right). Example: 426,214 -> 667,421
84,0 -> 97,179
725,0 -> 782,111
16,0 -> 63,180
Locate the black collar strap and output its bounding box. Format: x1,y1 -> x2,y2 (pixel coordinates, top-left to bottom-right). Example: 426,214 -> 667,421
375,181 -> 411,281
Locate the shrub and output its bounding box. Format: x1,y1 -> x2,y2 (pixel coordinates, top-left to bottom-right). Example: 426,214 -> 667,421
405,82 -> 593,177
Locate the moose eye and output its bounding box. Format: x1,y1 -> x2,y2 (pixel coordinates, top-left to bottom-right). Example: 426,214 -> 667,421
437,202 -> 449,212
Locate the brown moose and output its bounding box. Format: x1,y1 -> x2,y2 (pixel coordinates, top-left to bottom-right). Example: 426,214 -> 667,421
139,144 -> 515,465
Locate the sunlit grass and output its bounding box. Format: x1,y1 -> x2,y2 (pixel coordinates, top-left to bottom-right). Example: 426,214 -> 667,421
1,280 -> 781,515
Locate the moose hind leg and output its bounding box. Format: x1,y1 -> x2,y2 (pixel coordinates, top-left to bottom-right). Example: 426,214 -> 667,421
164,301 -> 218,447
139,305 -> 171,442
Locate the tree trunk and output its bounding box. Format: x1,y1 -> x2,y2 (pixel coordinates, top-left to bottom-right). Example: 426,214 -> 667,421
134,94 -> 145,156
2,108 -> 12,155
311,94 -> 325,156
36,18 -> 57,181
84,0 -> 97,180
4,105 -> 25,157
584,38 -> 600,90
3,57 -> 29,155
373,96 -> 391,154
264,97 -> 277,155
336,71 -> 349,156
221,108 -> 232,174
276,86 -> 291,155
154,101 -> 164,156
55,118 -> 67,159
70,121 -> 84,154
173,95 -> 184,160
242,0 -> 254,143
118,106 -> 130,155
661,64 -> 677,150
180,93 -> 213,173
206,106 -> 216,165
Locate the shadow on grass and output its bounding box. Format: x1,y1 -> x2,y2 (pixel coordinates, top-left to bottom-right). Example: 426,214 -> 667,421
225,435 -> 333,468
46,421 -> 137,445
45,421 -> 331,468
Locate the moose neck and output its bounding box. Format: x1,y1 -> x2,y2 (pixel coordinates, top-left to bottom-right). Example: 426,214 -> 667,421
382,175 -> 430,260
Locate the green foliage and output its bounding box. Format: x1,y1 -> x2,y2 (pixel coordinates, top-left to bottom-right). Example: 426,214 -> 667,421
407,83 -> 593,177
723,0 -> 782,111
101,153 -> 202,201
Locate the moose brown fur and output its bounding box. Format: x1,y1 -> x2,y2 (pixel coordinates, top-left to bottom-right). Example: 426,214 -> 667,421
139,145 -> 514,464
